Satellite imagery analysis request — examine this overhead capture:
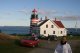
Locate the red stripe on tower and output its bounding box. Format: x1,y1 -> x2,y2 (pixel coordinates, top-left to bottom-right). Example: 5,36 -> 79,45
31,19 -> 39,23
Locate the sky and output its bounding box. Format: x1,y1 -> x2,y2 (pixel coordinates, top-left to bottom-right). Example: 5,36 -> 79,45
0,0 -> 80,28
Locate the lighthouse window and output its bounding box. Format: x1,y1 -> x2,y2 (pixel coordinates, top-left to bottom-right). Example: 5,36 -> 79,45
31,14 -> 35,19
36,15 -> 38,18
46,24 -> 48,28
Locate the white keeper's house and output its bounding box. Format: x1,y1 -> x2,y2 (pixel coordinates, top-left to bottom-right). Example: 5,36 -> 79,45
30,9 -> 67,37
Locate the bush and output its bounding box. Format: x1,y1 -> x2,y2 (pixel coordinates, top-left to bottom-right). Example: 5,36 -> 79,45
47,35 -> 57,41
38,35 -> 47,40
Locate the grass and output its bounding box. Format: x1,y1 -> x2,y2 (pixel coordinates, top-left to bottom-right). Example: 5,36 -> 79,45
57,36 -> 80,40
0,33 -> 37,53
74,42 -> 80,53
70,40 -> 80,53
67,36 -> 80,40
53,36 -> 80,53
0,35 -> 80,53
0,40 -> 33,53
67,36 -> 80,53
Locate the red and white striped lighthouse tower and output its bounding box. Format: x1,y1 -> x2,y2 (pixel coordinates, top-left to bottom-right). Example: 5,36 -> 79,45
30,9 -> 39,34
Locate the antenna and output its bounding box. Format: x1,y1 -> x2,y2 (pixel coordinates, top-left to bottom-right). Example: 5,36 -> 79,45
75,18 -> 77,32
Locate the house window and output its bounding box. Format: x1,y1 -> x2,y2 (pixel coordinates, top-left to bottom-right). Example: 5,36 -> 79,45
46,24 -> 48,28
61,31 -> 62,34
53,31 -> 55,34
51,25 -> 54,28
44,30 -> 46,34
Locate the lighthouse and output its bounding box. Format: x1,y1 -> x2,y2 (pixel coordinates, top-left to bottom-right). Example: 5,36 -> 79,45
30,9 -> 39,34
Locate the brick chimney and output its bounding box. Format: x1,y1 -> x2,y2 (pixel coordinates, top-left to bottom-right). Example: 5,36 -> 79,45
40,17 -> 42,21
45,16 -> 48,20
55,18 -> 56,21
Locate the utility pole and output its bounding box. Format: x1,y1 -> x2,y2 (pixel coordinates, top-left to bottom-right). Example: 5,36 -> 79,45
75,17 -> 78,33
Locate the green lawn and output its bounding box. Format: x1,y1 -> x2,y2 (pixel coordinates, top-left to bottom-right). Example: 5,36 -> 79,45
0,36 -> 80,53
0,40 -> 33,53
67,36 -> 80,53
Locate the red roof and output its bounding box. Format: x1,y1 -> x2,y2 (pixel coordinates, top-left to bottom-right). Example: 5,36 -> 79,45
54,21 -> 65,28
32,9 -> 37,12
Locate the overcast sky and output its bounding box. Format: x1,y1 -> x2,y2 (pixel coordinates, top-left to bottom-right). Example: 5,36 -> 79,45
0,0 -> 80,28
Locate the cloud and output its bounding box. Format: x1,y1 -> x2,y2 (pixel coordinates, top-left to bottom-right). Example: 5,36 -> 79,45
0,11 -> 13,19
17,9 -> 32,15
38,9 -> 58,16
55,16 -> 80,21
0,11 -> 12,15
17,9 -> 58,17
17,9 -> 80,21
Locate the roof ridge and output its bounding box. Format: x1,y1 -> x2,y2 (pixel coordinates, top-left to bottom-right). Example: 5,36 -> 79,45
38,19 -> 49,26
